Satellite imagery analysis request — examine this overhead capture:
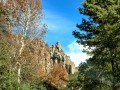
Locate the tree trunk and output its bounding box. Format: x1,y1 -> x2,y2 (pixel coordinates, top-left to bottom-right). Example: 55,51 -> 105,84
17,64 -> 21,90
17,36 -> 25,90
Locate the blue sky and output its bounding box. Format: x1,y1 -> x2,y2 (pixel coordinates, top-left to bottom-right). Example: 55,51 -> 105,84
42,0 -> 89,66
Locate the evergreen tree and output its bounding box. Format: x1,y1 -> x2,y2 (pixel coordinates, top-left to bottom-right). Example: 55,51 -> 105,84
0,40 -> 9,89
0,37 -> 18,90
73,0 -> 120,90
0,40 -> 15,89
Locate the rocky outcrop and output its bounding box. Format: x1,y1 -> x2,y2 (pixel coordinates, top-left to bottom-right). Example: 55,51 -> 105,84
50,41 -> 76,74
28,40 -> 76,76
26,39 -> 76,89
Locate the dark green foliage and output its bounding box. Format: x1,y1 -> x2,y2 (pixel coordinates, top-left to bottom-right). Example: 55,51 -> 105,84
73,0 -> 120,90
78,61 -> 112,90
0,41 -> 9,90
0,40 -> 18,90
67,73 -> 80,90
0,41 -> 15,89
30,81 -> 58,90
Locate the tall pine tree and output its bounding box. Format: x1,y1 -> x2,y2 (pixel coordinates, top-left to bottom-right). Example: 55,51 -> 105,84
73,0 -> 120,90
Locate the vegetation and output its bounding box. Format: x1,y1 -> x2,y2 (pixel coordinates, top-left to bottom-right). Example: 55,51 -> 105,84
0,0 -> 68,90
73,0 -> 120,90
67,72 -> 79,90
1,0 -> 120,90
0,0 -> 47,89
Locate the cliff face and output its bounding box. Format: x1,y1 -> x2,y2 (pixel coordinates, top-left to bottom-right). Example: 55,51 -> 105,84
28,39 -> 76,76
27,39 -> 76,88
50,41 -> 76,74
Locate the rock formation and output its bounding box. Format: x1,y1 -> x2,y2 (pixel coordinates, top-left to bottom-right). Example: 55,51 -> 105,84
28,40 -> 76,75
27,40 -> 76,88
50,41 -> 76,74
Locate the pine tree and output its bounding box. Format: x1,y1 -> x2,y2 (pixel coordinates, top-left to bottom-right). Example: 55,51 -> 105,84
73,0 -> 120,90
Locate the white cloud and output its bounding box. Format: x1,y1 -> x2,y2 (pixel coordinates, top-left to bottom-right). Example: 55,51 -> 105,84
66,41 -> 90,67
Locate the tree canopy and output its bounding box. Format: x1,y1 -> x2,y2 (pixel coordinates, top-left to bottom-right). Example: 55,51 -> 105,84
73,0 -> 120,90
